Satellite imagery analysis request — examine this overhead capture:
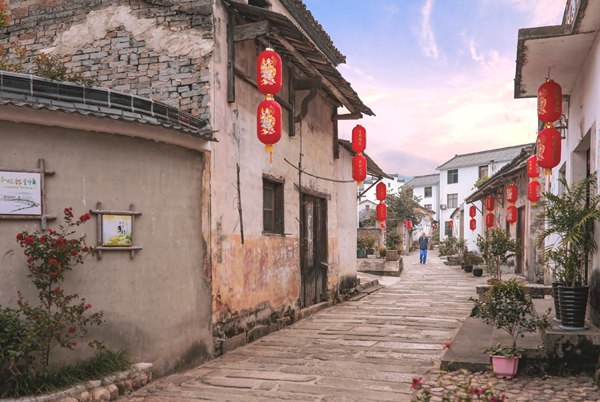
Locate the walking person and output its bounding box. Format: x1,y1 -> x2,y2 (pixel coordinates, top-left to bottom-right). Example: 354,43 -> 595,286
419,232 -> 428,264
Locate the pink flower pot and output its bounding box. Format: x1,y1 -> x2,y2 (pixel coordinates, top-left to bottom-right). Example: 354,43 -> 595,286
491,355 -> 520,379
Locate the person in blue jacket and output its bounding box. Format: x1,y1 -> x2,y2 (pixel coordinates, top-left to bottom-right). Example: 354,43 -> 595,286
419,232 -> 428,264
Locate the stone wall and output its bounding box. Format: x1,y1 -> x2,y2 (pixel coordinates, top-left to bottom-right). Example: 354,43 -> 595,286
0,0 -> 213,118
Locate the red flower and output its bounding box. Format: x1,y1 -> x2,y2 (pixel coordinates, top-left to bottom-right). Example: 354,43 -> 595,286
60,245 -> 67,250
40,236 -> 47,242
87,304 -> 92,309
16,233 -> 24,240
49,259 -> 58,264
27,257 -> 34,263
64,208 -> 73,218
83,247 -> 89,252
54,287 -> 60,293
411,377 -> 422,389
51,272 -> 57,276
72,342 -> 77,347
25,237 -> 35,244
71,251 -> 79,256
56,239 -> 64,244
80,213 -> 91,222
471,388 -> 485,396
69,328 -> 76,333
443,342 -> 453,349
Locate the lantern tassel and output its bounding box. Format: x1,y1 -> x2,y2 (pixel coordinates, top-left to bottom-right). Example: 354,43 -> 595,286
265,144 -> 274,164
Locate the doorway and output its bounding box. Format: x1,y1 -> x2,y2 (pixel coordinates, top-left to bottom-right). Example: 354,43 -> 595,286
516,206 -> 526,274
300,194 -> 328,308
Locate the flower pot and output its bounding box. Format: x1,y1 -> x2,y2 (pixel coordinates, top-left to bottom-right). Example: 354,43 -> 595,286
472,267 -> 483,277
357,249 -> 366,258
386,249 -> 399,261
559,286 -> 589,330
491,355 -> 520,379
551,281 -> 564,323
463,265 -> 473,273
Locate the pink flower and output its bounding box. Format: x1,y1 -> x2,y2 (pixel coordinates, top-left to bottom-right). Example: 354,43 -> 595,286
443,342 -> 453,349
471,388 -> 485,396
54,287 -> 60,293
411,377 -> 422,389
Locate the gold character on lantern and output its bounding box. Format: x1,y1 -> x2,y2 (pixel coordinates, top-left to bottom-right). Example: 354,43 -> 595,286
260,106 -> 276,136
260,57 -> 278,86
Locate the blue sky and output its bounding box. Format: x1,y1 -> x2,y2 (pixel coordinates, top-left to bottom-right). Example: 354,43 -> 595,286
303,0 -> 565,176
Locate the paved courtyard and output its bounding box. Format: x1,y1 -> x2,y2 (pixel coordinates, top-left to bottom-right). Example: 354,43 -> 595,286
125,249 -> 600,401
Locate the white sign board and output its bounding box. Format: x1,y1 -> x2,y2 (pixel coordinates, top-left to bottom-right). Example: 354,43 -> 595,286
0,171 -> 42,215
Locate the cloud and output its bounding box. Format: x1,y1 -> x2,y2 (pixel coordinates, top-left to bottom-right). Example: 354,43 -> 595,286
490,0 -> 564,26
418,0 -> 440,60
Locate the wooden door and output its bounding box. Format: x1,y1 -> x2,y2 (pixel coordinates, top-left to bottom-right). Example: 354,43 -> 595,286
516,206 -> 526,274
300,195 -> 328,308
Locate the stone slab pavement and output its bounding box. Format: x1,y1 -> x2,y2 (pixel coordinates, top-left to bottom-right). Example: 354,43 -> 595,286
124,249 -> 600,402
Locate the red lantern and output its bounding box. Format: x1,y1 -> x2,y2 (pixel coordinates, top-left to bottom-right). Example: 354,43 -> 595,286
433,223 -> 438,230
257,48 -> 282,96
469,205 -> 476,218
470,218 -> 476,232
352,154 -> 367,185
506,205 -> 517,225
376,182 -> 386,201
377,203 -> 386,222
527,156 -> 540,179
537,123 -> 561,175
449,220 -> 453,228
537,79 -> 562,123
352,125 -> 367,154
528,181 -> 541,206
506,184 -> 517,204
257,96 -> 282,162
408,221 -> 413,230
486,196 -> 495,211
486,212 -> 495,228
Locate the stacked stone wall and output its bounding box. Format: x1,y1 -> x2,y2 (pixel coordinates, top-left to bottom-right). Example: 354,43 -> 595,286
0,0 -> 213,118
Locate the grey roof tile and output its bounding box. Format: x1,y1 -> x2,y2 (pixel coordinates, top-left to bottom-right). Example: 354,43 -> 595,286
437,143 -> 534,170
405,174 -> 440,187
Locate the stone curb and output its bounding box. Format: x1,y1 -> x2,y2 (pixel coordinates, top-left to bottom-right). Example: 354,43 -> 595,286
1,363 -> 153,402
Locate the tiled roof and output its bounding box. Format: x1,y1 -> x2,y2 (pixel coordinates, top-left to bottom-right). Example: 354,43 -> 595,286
0,71 -> 216,141
437,144 -> 533,170
405,174 -> 440,188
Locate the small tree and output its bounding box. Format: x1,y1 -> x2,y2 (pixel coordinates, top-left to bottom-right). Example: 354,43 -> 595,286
471,279 -> 550,355
385,230 -> 401,250
476,228 -> 519,281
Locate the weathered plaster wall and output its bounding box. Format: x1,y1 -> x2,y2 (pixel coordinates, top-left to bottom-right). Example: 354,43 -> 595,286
210,1 -> 357,347
1,0 -> 213,117
563,27 -> 600,326
0,121 -> 213,376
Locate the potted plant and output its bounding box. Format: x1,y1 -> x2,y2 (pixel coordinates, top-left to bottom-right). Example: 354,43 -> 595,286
470,278 -> 550,379
464,251 -> 485,276
476,228 -> 519,281
364,235 -> 376,257
536,173 -> 600,329
385,230 -> 401,261
356,235 -> 368,258
379,246 -> 386,258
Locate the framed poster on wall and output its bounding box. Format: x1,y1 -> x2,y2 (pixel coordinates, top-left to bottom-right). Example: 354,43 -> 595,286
0,171 -> 42,215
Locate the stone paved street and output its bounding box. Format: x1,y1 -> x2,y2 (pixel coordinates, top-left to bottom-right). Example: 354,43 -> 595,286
125,249 -> 600,402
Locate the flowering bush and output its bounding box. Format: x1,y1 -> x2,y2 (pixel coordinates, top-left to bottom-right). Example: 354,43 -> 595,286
411,370 -> 507,401
1,208 -> 102,377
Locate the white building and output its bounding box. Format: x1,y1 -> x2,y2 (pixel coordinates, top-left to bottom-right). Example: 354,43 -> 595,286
437,144 -> 532,249
405,174 -> 440,222
358,199 -> 377,225
357,174 -> 409,204
514,0 -> 600,323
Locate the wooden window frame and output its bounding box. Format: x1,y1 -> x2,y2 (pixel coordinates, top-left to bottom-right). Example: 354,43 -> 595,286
263,177 -> 284,235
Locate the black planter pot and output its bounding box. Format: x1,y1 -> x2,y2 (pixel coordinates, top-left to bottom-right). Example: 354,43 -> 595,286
559,286 -> 589,330
472,268 -> 483,277
463,265 -> 473,273
552,281 -> 564,323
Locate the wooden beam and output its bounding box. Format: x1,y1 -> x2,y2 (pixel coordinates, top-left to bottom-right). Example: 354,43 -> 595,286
333,112 -> 362,121
271,31 -> 359,114
332,109 -> 339,159
234,20 -> 270,42
289,65 -> 295,137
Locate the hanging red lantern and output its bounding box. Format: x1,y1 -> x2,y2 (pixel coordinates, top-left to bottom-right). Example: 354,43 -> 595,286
506,184 -> 518,204
257,48 -> 282,96
486,196 -> 495,211
506,205 -> 517,225
449,220 -> 453,228
469,205 -> 476,218
486,212 -> 495,228
352,125 -> 367,154
376,182 -> 386,201
352,154 -> 367,185
408,221 -> 413,230
528,181 -> 541,206
470,218 -> 476,232
537,79 -> 562,123
433,223 -> 438,230
527,155 -> 540,179
536,122 -> 561,175
377,203 -> 386,223
257,96 -> 282,163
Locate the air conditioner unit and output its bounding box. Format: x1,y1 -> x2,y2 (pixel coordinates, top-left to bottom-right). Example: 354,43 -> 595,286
440,204 -> 447,210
